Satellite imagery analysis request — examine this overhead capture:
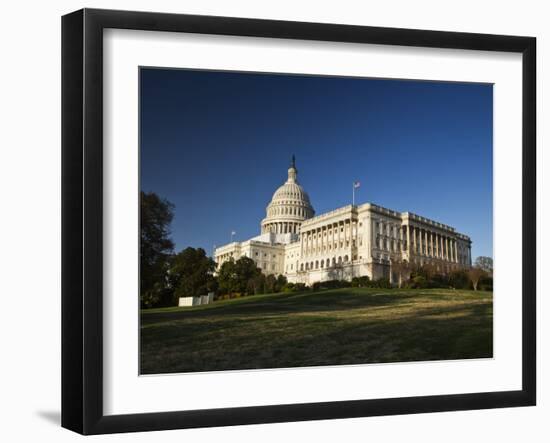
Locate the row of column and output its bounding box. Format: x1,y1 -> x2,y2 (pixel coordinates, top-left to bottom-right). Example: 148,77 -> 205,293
405,225 -> 461,263
270,206 -> 308,218
301,218 -> 357,257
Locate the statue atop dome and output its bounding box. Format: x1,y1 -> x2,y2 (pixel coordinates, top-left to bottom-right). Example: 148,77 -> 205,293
287,154 -> 298,182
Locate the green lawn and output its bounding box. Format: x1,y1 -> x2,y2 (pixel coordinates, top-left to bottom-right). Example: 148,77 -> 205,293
140,287 -> 493,374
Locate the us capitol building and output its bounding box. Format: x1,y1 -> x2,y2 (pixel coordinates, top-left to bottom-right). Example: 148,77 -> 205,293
214,157 -> 472,285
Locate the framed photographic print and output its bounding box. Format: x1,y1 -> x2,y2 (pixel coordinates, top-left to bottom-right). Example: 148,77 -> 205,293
62,8 -> 536,435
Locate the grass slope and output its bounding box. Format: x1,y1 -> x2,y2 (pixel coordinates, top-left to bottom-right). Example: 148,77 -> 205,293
140,288 -> 493,374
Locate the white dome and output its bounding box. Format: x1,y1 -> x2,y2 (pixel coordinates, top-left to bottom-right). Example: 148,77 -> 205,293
261,156 -> 314,235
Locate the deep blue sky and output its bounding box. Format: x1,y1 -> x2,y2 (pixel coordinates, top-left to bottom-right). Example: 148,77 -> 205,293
140,68 -> 493,260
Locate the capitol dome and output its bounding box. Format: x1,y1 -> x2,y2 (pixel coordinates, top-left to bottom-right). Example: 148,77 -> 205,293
261,156 -> 315,235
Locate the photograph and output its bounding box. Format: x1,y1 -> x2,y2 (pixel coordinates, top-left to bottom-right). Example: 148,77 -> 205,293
139,67 -> 494,375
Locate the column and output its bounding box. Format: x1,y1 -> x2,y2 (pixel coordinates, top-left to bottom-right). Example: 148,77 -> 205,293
412,226 -> 417,254
371,219 -> 376,254
419,228 -> 423,255
435,233 -> 439,258
454,240 -> 458,263
406,225 -> 410,254
314,228 -> 318,253
452,240 -> 456,263
445,237 -> 449,261
425,230 -> 429,256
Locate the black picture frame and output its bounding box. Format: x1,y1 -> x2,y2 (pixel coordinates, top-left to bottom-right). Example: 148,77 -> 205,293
62,8 -> 536,435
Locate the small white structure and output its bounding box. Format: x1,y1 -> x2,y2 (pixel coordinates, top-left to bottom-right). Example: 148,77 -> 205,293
178,292 -> 215,307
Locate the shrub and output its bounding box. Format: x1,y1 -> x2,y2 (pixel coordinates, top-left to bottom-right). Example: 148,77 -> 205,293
479,276 -> 493,291
351,276 -> 371,287
409,275 -> 427,289
373,277 -> 392,289
448,270 -> 470,289
282,282 -> 295,292
293,283 -> 307,292
311,279 -> 351,291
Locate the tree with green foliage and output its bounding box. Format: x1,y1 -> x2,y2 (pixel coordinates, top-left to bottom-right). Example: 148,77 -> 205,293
234,257 -> 262,293
169,247 -> 216,302
249,273 -> 266,295
217,258 -> 238,295
275,274 -> 288,292
140,191 -> 174,308
218,257 -> 262,295
264,274 -> 277,294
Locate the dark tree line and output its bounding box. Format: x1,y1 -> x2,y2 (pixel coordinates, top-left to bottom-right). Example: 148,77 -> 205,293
140,192 -> 288,308
140,192 -> 175,308
217,258 -> 289,300
140,192 -> 217,308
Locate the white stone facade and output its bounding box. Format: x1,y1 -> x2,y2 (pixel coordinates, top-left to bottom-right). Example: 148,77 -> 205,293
215,159 -> 472,285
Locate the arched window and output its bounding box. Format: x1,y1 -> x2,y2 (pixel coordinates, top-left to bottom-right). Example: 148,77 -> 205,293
338,256 -> 342,264
332,257 -> 336,266
320,259 -> 324,268
315,260 -> 319,269
344,255 -> 349,262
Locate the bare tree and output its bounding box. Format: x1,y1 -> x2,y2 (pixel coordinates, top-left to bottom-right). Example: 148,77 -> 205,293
467,266 -> 486,291
474,256 -> 493,276
390,257 -> 412,288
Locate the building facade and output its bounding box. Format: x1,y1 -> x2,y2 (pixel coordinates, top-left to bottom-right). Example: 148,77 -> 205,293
214,158 -> 472,285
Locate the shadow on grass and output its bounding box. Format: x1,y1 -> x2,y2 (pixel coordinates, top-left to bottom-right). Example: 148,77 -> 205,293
140,290 -> 493,374
141,289 -> 432,325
